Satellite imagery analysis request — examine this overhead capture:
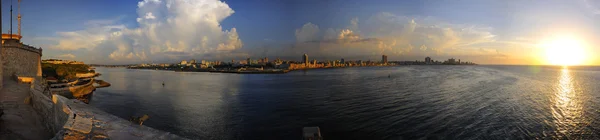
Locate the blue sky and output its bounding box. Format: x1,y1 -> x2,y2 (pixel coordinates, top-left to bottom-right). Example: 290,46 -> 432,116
3,0 -> 600,65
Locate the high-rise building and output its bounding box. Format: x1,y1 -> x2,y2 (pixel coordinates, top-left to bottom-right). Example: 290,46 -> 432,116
313,59 -> 317,65
448,58 -> 456,64
303,54 -> 309,66
382,55 -> 388,64
341,58 -> 345,64
264,57 -> 269,63
425,57 -> 431,63
247,58 -> 252,65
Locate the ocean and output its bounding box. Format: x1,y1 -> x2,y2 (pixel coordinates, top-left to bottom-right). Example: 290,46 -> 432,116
90,65 -> 600,139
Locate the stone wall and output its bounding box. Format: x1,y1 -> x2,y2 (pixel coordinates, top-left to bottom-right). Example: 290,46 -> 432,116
28,80 -> 186,139
2,45 -> 42,77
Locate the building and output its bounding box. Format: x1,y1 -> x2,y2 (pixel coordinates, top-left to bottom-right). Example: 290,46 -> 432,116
382,55 -> 388,64
189,59 -> 196,64
425,57 -> 431,63
180,60 -> 188,65
448,58 -> 456,64
303,54 -> 309,66
312,59 -> 317,65
247,58 -> 251,65
340,58 -> 345,64
264,57 -> 269,63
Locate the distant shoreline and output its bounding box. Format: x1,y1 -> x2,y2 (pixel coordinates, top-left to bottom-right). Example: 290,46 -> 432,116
125,64 -> 478,74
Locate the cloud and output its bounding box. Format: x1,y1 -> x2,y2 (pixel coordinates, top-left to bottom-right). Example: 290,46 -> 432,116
282,12 -> 501,60
56,54 -> 76,59
44,0 -> 242,64
583,0 -> 600,15
295,23 -> 320,42
144,12 -> 156,19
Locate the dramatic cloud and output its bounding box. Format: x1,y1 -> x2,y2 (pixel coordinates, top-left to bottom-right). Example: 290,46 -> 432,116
45,0 -> 243,64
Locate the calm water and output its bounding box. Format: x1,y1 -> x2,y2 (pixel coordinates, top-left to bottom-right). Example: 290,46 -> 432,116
90,65 -> 600,139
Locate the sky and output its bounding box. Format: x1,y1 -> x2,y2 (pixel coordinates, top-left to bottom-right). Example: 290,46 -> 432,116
3,0 -> 600,65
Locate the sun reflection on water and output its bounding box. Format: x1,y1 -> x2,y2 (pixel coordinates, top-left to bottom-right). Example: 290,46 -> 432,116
551,67 -> 587,137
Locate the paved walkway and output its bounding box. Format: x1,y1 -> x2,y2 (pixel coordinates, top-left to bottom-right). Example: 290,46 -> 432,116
0,80 -> 52,140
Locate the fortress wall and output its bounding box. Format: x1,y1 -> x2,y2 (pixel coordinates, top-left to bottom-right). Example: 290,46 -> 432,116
2,45 -> 42,77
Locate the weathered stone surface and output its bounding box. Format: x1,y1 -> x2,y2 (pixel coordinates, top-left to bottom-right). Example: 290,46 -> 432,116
71,114 -> 93,133
2,44 -> 42,77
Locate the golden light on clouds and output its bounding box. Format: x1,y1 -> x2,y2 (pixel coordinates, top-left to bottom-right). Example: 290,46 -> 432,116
539,35 -> 589,66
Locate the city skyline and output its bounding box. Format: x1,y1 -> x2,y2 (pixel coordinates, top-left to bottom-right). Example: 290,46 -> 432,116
4,0 -> 600,65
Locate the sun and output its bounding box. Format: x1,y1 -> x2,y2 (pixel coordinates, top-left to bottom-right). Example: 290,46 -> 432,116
541,36 -> 588,66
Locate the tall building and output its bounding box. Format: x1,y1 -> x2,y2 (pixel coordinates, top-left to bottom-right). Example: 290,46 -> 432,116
312,59 -> 317,65
448,58 -> 456,64
303,54 -> 309,66
247,58 -> 252,65
341,58 -> 345,64
264,57 -> 269,63
382,55 -> 388,64
425,57 -> 431,63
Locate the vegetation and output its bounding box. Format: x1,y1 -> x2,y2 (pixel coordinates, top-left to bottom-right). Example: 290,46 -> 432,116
42,63 -> 93,80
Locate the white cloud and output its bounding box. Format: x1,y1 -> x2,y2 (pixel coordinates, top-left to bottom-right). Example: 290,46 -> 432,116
295,22 -> 320,42
45,0 -> 242,64
145,12 -> 156,19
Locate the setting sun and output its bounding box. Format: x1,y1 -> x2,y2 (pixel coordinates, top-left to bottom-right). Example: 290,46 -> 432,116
541,36 -> 588,66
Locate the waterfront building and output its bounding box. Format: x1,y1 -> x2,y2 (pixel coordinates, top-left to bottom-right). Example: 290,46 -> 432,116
425,57 -> 431,63
247,58 -> 252,65
382,55 -> 388,64
303,54 -> 309,66
264,57 -> 269,63
341,58 -> 345,64
190,59 -> 196,64
180,60 -> 188,65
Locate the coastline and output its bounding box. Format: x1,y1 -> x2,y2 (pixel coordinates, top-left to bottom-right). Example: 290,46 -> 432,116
128,64 -> 476,74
